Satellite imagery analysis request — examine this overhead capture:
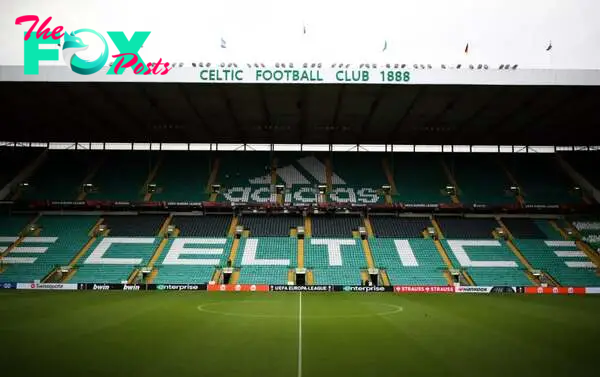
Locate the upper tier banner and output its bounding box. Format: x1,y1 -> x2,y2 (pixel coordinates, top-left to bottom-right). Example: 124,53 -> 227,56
2,65 -> 600,86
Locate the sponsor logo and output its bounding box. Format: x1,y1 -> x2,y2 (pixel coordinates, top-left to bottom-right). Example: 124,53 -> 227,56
1,283 -> 15,289
394,286 -> 455,293
269,285 -> 331,291
455,286 -> 491,293
92,284 -> 110,290
156,284 -> 200,291
122,285 -> 140,291
525,287 -> 586,295
342,286 -> 386,292
17,283 -> 77,290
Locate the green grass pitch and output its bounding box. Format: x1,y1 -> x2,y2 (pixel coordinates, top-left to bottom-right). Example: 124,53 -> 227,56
1,291 -> 599,377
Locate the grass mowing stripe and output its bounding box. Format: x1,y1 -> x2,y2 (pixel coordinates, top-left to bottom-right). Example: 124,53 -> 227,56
298,292 -> 302,377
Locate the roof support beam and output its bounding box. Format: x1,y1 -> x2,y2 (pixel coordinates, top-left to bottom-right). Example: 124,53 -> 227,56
389,87 -> 423,141
96,85 -> 146,135
218,86 -> 247,141
258,86 -> 272,130
177,84 -> 216,140
297,86 -> 308,144
359,88 -> 385,142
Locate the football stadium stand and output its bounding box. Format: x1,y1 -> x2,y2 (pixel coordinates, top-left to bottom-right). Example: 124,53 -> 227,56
514,239 -> 600,286
392,153 -> 451,204
370,238 -> 448,285
436,217 -> 498,239
150,152 -> 212,202
561,152 -> 600,192
0,215 -> 98,283
500,154 -> 581,205
311,215 -> 363,237
369,216 -> 431,238
306,238 -> 365,285
171,215 -> 232,237
330,153 -> 387,204
216,152 -> 274,203
1,147 -> 600,287
234,237 -> 296,284
444,154 -> 513,205
20,151 -> 100,201
571,218 -> 600,250
239,214 -> 303,236
85,152 -> 159,201
442,239 -> 531,286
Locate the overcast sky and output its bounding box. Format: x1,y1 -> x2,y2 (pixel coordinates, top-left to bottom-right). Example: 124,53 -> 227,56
1,0 -> 599,68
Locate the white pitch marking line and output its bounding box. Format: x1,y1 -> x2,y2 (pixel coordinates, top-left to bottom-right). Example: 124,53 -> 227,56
297,292 -> 303,377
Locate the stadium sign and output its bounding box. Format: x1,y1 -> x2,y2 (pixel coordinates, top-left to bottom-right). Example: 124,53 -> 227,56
394,286 -> 455,293
198,68 -> 411,84
455,286 -> 522,294
0,282 -> 16,289
207,284 -> 269,292
156,284 -> 201,291
15,15 -> 170,76
269,285 -> 333,292
524,287 -> 586,295
341,286 -> 388,292
16,283 -> 77,290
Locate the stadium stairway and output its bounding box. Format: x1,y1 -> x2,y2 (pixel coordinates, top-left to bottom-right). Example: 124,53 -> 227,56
0,213 -> 41,259
496,217 -> 541,285
305,216 -> 312,237
364,218 -> 374,237
207,157 -> 220,202
361,239 -> 375,269
461,270 -> 475,285
228,216 -> 238,236
553,220 -> 600,269
431,218 -> 445,239
297,238 -> 304,268
381,158 -> 397,194
498,159 -> 525,206
229,269 -> 240,284
142,155 -> 164,201
434,239 -> 454,270
227,237 -> 241,267
325,156 -> 333,192
76,157 -> 104,201
503,239 -> 541,285
62,219 -> 104,281
145,236 -> 172,284
306,269 -> 314,285
440,157 -> 460,204
380,270 -> 391,286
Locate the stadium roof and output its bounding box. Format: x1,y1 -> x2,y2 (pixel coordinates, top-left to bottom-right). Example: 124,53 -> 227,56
2,80 -> 600,146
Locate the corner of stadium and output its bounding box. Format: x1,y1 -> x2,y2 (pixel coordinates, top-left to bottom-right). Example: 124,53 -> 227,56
1,1 -> 600,376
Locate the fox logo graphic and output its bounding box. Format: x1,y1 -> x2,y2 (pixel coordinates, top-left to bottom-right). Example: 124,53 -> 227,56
62,30 -> 109,75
